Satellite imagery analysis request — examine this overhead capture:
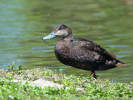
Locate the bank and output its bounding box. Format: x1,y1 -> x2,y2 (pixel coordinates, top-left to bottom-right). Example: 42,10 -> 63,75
0,65 -> 133,100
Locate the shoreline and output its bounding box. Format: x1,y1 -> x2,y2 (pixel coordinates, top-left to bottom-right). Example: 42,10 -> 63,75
0,68 -> 133,99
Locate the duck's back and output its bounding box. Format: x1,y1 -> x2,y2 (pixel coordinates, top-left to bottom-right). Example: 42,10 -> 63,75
55,38 -> 123,70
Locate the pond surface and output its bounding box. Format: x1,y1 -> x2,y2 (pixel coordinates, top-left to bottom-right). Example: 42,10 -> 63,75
0,0 -> 133,82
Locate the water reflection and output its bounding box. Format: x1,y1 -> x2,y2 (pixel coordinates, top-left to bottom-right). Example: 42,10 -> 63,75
0,0 -> 133,82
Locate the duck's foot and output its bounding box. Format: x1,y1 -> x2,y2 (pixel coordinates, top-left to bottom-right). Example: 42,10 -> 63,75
90,71 -> 98,79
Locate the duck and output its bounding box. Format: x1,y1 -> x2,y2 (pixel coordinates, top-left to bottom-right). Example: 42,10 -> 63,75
42,24 -> 127,78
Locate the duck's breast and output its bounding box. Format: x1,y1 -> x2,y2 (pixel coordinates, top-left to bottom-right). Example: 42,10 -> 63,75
55,40 -> 71,60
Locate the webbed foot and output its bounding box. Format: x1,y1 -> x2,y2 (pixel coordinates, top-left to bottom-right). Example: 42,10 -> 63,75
90,70 -> 98,79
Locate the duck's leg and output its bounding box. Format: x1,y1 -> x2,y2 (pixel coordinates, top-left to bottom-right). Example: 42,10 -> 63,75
90,70 -> 98,79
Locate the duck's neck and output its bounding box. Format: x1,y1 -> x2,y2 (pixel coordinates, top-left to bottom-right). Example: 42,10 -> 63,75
63,33 -> 73,41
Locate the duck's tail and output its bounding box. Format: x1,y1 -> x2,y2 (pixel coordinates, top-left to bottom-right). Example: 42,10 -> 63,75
116,60 -> 128,66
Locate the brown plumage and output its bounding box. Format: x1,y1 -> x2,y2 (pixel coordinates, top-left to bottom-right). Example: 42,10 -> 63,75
42,24 -> 127,78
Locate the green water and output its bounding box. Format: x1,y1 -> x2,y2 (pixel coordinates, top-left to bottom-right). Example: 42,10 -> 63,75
0,0 -> 133,82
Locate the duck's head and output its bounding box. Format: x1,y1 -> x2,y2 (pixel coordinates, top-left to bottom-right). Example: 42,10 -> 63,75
42,24 -> 73,40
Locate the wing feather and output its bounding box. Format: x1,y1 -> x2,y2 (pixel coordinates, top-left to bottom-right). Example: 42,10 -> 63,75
75,38 -> 116,60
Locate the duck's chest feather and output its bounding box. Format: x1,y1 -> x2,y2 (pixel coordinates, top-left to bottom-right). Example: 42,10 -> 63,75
55,40 -> 71,56
55,39 -> 105,70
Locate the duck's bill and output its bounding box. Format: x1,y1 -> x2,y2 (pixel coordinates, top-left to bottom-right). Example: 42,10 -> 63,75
42,32 -> 56,40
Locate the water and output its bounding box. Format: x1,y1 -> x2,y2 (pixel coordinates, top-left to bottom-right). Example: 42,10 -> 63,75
0,0 -> 133,82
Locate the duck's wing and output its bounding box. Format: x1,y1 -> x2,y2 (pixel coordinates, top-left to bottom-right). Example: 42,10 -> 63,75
88,42 -> 116,60
76,38 -> 116,60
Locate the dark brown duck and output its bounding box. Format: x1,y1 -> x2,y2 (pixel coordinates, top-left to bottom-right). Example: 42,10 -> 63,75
42,24 -> 127,78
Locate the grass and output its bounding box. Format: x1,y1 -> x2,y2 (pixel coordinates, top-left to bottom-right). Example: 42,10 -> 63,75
0,63 -> 133,100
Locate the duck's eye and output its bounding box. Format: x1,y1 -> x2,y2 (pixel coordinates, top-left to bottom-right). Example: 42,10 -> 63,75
58,27 -> 62,30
